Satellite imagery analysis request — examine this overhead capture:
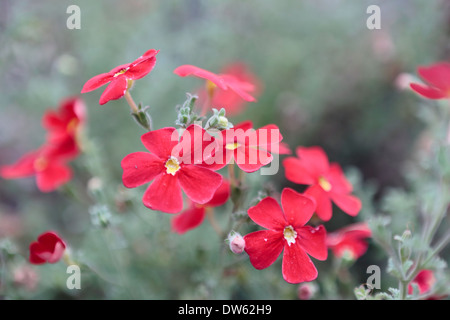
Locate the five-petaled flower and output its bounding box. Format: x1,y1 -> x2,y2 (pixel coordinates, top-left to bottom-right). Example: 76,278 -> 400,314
409,62 -> 450,99
29,231 -> 66,265
214,120 -> 288,173
171,179 -> 230,234
326,222 -> 371,260
244,188 -> 327,283
121,124 -> 223,213
173,64 -> 258,104
81,49 -> 159,105
283,146 -> 362,221
0,97 -> 85,192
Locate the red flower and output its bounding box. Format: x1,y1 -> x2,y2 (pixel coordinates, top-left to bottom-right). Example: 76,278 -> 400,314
42,97 -> 86,159
244,188 -> 327,284
121,124 -> 223,213
29,231 -> 66,265
214,120 -> 287,173
171,179 -> 230,234
283,146 -> 361,221
327,222 -> 371,260
81,49 -> 159,105
410,62 -> 450,99
173,64 -> 257,103
1,145 -> 73,192
195,62 -> 262,116
408,270 -> 435,295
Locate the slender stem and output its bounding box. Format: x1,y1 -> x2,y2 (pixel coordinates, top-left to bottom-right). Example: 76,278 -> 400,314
124,90 -> 139,114
228,162 -> 237,187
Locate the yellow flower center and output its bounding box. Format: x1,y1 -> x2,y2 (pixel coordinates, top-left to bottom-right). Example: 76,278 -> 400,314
206,80 -> 217,99
33,156 -> 48,172
113,68 -> 128,77
66,118 -> 79,134
225,142 -> 241,150
283,225 -> 297,247
165,156 -> 180,176
318,176 -> 332,192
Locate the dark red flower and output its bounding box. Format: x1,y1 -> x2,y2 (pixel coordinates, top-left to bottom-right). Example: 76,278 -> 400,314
410,62 -> 450,99
171,179 -> 230,234
173,64 -> 257,103
42,97 -> 86,159
283,146 -> 361,221
195,62 -> 262,116
244,188 -> 327,284
0,145 -> 73,192
121,124 -> 223,213
81,49 -> 159,105
29,231 -> 66,265
214,120 -> 287,173
327,222 -> 371,260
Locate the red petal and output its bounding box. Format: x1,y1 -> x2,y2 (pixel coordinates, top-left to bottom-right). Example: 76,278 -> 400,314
29,242 -> 46,264
326,163 -> 353,194
295,146 -> 330,177
36,161 -> 72,192
234,145 -> 272,173
142,173 -> 183,213
171,205 -> 205,234
99,77 -> 128,105
417,62 -> 450,92
221,74 -> 256,102
304,185 -> 333,221
37,231 -> 66,251
205,179 -> 230,207
177,165 -> 223,204
247,197 -> 286,231
409,83 -> 448,99
173,65 -> 227,90
178,124 -> 218,166
244,230 -> 284,270
141,127 -> 179,160
282,241 -> 318,283
0,150 -> 39,179
282,157 -> 316,185
81,73 -> 113,93
126,49 -> 159,80
281,188 -> 316,228
329,192 -> 361,217
297,225 -> 327,260
121,152 -> 164,188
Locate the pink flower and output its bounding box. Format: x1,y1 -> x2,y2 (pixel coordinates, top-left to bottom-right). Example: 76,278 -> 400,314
174,64 -> 257,103
121,124 -> 223,213
29,231 -> 66,265
327,222 -> 371,260
410,62 -> 450,99
408,270 -> 435,296
283,146 -> 362,221
81,49 -> 159,105
171,179 -> 230,234
244,188 -> 327,283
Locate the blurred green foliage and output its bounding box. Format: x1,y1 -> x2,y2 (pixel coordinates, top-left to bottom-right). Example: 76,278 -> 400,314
0,0 -> 449,299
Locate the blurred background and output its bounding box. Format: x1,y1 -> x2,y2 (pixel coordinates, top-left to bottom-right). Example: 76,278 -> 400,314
0,0 -> 449,299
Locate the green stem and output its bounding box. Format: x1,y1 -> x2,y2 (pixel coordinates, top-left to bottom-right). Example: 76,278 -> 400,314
124,90 -> 139,114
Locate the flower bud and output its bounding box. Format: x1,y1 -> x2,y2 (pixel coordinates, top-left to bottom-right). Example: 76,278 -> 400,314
228,231 -> 245,254
297,282 -> 318,300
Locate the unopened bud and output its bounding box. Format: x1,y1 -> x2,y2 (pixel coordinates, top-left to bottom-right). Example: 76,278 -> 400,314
228,231 -> 245,254
297,282 -> 318,300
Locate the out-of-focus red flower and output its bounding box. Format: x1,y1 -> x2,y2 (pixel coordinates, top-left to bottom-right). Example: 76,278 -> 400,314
171,179 -> 230,234
410,62 -> 450,99
244,188 -> 327,284
81,49 -> 159,105
42,97 -> 86,159
174,64 -> 258,104
195,62 -> 262,116
29,231 -> 66,265
0,146 -> 73,192
283,146 -> 362,221
121,124 -> 223,213
214,120 -> 288,173
408,270 -> 435,295
327,222 -> 371,260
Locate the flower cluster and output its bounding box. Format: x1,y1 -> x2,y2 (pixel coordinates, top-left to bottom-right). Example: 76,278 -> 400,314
0,97 -> 85,192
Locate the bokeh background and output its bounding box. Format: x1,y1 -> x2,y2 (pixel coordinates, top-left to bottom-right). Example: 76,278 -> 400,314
0,0 -> 449,299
